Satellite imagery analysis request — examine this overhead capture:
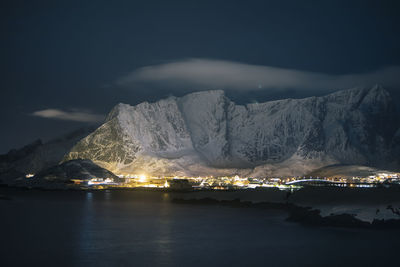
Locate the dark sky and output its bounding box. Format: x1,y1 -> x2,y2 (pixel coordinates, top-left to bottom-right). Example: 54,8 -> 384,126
1,0 -> 400,153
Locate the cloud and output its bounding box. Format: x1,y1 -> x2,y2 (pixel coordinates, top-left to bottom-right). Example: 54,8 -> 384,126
116,58 -> 400,91
32,109 -> 104,122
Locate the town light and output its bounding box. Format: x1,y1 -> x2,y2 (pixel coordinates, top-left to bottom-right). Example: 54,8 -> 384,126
164,180 -> 170,188
138,174 -> 147,183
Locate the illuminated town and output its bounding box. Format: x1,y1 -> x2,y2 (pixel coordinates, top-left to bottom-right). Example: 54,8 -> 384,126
36,172 -> 400,191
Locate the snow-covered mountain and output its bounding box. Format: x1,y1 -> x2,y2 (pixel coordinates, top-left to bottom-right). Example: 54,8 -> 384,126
64,85 -> 400,177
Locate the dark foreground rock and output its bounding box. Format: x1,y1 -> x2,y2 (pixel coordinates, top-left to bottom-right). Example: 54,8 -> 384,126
172,197 -> 400,229
0,127 -> 96,185
19,159 -> 121,189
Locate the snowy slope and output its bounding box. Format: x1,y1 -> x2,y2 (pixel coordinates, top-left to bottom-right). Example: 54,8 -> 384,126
64,85 -> 399,177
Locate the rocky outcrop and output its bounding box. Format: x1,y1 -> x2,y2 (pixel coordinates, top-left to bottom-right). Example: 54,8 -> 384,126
32,159 -> 119,183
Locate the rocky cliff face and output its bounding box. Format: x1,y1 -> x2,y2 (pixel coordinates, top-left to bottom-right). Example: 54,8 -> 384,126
64,85 -> 399,177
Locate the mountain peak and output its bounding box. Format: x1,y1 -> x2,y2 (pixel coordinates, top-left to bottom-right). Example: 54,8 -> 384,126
366,84 -> 390,98
181,89 -> 225,100
106,103 -> 132,121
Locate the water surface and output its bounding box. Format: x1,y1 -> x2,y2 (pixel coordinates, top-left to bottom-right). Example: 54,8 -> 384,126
1,188 -> 399,266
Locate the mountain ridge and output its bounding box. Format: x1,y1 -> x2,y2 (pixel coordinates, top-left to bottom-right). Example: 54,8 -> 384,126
64,85 -> 400,177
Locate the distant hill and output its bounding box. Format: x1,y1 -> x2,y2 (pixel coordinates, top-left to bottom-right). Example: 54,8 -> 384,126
31,159 -> 120,185
306,164 -> 398,178
0,127 -> 96,185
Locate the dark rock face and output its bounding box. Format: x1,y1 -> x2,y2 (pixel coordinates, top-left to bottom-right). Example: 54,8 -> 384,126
0,127 -> 96,184
32,159 -> 119,183
173,197 -> 400,229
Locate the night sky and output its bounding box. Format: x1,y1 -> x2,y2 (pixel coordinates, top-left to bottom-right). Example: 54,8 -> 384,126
1,0 -> 400,153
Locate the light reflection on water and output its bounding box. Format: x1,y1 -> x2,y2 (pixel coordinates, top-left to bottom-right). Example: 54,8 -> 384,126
154,196 -> 173,266
86,191 -> 93,202
104,190 -> 111,202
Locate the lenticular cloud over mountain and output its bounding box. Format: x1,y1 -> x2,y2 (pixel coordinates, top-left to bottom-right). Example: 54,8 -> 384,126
116,58 -> 400,91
